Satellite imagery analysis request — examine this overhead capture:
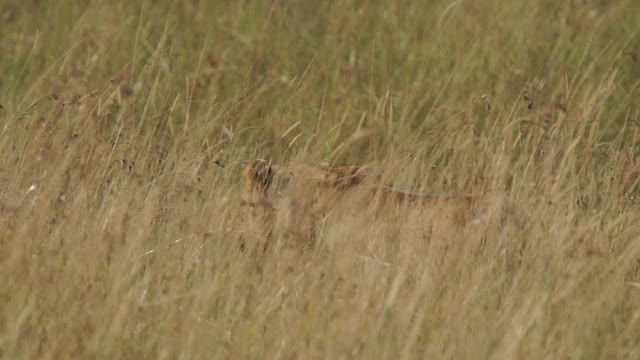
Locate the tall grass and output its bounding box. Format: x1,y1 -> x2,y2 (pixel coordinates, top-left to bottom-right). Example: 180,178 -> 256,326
1,0 -> 640,358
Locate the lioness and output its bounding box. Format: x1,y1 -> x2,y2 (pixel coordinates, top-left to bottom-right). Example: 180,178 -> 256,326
241,159 -> 484,210
239,159 -> 504,250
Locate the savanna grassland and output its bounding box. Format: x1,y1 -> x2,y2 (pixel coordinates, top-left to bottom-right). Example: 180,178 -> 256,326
1,0 -> 640,358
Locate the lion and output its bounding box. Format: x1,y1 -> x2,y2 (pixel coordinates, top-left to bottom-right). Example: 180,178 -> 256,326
241,159 -> 481,209
238,159 -> 513,251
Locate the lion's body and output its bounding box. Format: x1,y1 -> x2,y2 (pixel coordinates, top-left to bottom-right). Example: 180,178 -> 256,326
238,159 -> 514,250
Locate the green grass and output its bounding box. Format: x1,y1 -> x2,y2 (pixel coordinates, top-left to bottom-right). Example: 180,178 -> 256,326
1,0 -> 640,358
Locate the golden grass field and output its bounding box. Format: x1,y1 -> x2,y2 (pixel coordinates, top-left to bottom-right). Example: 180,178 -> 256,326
1,0 -> 640,358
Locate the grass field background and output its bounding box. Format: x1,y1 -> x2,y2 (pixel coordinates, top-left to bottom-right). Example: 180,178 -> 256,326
1,0 -> 640,358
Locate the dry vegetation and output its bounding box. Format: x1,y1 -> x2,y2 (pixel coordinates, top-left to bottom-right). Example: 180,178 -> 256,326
1,0 -> 640,358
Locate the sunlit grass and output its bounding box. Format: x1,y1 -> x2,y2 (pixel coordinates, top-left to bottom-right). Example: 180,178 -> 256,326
1,1 -> 640,358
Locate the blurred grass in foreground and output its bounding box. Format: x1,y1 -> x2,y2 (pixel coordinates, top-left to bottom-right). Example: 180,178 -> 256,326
1,0 -> 640,358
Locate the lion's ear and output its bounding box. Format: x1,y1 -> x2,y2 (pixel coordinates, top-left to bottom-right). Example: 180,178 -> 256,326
320,160 -> 333,169
244,159 -> 274,192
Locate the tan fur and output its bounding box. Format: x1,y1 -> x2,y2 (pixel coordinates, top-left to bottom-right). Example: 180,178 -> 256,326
239,159 -> 507,250
242,159 -> 478,208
